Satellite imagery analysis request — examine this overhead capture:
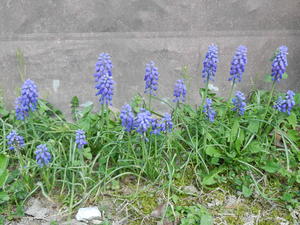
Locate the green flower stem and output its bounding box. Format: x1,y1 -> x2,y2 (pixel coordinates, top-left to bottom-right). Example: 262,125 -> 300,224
228,81 -> 235,103
201,79 -> 209,107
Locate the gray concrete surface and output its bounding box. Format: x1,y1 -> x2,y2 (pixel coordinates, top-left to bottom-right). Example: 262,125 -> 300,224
0,0 -> 300,114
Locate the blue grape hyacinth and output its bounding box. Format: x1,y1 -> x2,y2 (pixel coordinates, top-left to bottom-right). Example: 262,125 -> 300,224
6,130 -> 25,150
134,108 -> 152,135
35,144 -> 51,167
228,45 -> 247,83
95,74 -> 114,105
150,118 -> 161,135
160,113 -> 173,133
203,98 -> 216,122
144,61 -> 159,96
232,91 -> 247,115
94,53 -> 113,82
271,46 -> 288,82
15,79 -> 38,120
75,129 -> 88,149
202,44 -> 219,82
173,79 -> 187,103
274,90 -> 295,115
120,104 -> 135,132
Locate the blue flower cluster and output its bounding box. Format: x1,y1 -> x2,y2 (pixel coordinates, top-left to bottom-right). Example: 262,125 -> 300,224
203,98 -> 216,122
95,75 -> 115,105
232,91 -> 247,115
94,53 -> 113,80
151,113 -> 173,135
6,130 -> 25,150
94,53 -> 115,105
160,113 -> 173,133
75,129 -> 88,149
271,46 -> 288,82
144,61 -> 159,96
35,144 -> 51,167
15,79 -> 38,120
120,106 -> 173,136
274,90 -> 295,115
173,79 -> 187,103
134,108 -> 152,135
228,45 -> 247,83
202,44 -> 219,82
120,104 -> 135,132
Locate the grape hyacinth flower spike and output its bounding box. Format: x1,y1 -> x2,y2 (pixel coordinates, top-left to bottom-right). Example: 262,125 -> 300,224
94,53 -> 113,81
144,61 -> 159,96
134,108 -> 152,136
120,104 -> 135,132
150,118 -> 161,135
95,74 -> 114,105
35,144 -> 51,167
271,46 -> 288,82
274,90 -> 295,115
93,53 -> 115,105
232,91 -> 247,115
203,98 -> 216,122
15,79 -> 38,120
228,45 -> 247,84
160,113 -> 173,133
6,130 -> 25,150
202,44 -> 219,83
173,79 -> 187,103
75,129 -> 88,149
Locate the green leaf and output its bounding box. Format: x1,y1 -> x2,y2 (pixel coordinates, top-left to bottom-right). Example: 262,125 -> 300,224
0,170 -> 8,188
0,191 -> 9,203
230,120 -> 239,142
0,154 -> 8,171
83,148 -> 92,160
247,121 -> 260,134
282,72 -> 288,80
205,146 -> 221,158
202,168 -> 224,186
246,141 -> 263,154
264,74 -> 273,83
287,112 -> 297,129
242,185 -> 252,197
262,161 -> 280,173
200,213 -> 213,225
296,174 -> 300,184
235,129 -> 244,151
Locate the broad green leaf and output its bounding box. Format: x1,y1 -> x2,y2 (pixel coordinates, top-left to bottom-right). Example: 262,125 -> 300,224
246,141 -> 263,154
247,121 -> 260,134
205,146 -> 221,158
83,147 -> 92,160
0,191 -> 9,203
242,185 -> 252,197
0,170 -> 8,188
262,161 -> 280,173
282,72 -> 288,79
235,129 -> 244,151
230,120 -> 239,142
0,155 -> 8,171
287,112 -> 297,129
202,168 -> 224,186
264,74 -> 273,83
200,213 -> 213,225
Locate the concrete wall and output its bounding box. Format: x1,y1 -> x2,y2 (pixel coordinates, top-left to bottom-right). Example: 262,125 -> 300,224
1,0 -> 300,114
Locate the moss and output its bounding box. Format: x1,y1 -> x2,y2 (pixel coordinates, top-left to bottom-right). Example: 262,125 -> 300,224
134,192 -> 157,214
224,216 -> 243,224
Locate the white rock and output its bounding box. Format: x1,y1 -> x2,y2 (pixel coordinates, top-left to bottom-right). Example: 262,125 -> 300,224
75,207 -> 101,221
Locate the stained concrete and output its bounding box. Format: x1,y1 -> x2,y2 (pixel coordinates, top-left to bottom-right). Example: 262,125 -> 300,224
0,0 -> 299,114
